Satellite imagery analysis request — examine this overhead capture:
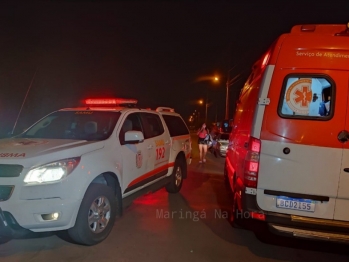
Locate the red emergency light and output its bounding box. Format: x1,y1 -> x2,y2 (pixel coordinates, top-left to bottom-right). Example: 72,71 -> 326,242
85,98 -> 138,106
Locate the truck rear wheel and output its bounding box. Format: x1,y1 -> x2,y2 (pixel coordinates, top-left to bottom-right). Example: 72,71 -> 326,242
68,183 -> 118,245
166,159 -> 184,193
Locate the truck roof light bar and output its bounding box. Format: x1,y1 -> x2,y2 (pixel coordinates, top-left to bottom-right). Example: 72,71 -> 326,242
85,98 -> 138,107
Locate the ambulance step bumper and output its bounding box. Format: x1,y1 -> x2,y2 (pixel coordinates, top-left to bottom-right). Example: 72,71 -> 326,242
269,223 -> 349,244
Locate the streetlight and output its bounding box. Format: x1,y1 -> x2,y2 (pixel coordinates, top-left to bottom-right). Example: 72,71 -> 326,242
193,75 -> 219,123
204,77 -> 219,123
196,100 -> 203,126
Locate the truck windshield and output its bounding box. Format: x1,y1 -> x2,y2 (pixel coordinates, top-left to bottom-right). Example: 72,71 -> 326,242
19,111 -> 121,141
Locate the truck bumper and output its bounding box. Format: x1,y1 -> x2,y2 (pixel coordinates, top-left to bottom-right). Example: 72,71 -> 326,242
0,208 -> 31,238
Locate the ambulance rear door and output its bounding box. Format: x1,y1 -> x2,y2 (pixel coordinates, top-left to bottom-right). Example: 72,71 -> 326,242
256,69 -> 348,220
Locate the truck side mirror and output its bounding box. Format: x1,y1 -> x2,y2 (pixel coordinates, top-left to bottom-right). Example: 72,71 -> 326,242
125,131 -> 144,144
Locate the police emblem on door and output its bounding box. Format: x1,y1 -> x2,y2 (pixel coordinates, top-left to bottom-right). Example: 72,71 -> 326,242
136,151 -> 143,168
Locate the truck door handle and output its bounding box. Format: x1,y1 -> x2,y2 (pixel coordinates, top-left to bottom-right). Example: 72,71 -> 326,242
338,130 -> 349,143
147,145 -> 153,149
344,168 -> 349,173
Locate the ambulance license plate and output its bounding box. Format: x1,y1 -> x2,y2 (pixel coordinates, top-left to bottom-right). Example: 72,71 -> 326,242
276,196 -> 315,212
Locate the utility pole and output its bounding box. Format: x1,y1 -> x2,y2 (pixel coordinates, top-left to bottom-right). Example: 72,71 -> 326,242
225,72 -> 241,120
225,77 -> 230,120
205,86 -> 208,123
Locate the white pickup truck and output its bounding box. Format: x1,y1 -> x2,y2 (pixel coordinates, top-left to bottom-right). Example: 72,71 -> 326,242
0,98 -> 191,245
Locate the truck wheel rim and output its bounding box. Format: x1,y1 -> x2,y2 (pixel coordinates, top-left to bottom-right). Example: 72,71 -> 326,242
88,196 -> 111,234
175,166 -> 182,187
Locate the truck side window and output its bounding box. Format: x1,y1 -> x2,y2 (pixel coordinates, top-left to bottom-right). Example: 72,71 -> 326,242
140,113 -> 164,139
162,115 -> 189,137
119,113 -> 143,144
278,75 -> 334,119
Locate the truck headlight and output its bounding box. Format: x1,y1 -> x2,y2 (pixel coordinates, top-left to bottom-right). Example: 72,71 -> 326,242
24,157 -> 81,184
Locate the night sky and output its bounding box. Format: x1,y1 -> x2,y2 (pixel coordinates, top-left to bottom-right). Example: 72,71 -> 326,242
1,0 -> 349,137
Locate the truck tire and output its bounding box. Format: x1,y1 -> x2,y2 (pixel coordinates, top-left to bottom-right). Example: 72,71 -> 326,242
166,159 -> 184,193
68,183 -> 118,245
0,236 -> 10,244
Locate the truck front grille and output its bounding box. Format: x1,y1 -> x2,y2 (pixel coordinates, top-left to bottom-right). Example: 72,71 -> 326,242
0,164 -> 23,177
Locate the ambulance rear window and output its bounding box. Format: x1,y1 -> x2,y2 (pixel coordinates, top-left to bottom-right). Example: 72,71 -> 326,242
278,75 -> 334,120
21,111 -> 121,141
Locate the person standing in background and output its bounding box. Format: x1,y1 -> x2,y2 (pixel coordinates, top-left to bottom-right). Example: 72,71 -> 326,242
319,95 -> 331,116
197,123 -> 209,163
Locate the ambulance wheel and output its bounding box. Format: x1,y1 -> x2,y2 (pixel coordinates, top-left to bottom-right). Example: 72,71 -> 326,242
166,159 -> 184,193
223,164 -> 230,189
231,192 -> 244,228
68,183 -> 117,245
223,165 -> 228,184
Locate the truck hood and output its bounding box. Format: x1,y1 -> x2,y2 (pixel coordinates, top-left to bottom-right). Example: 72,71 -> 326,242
0,138 -> 105,167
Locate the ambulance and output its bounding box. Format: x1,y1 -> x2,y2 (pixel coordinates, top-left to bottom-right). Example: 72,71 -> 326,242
0,98 -> 191,245
225,23 -> 349,243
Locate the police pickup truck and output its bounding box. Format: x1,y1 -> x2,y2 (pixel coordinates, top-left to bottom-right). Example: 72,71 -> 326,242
0,98 -> 191,245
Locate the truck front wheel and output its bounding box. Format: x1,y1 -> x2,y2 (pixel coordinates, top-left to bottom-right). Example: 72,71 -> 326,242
68,183 -> 118,245
166,159 -> 184,193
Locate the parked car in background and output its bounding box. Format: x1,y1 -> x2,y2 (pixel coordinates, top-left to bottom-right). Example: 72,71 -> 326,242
213,133 -> 229,157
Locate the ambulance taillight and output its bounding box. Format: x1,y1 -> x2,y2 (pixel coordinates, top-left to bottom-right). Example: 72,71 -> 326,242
243,136 -> 261,188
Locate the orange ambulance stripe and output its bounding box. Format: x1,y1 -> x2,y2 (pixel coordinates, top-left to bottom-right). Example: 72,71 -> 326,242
172,135 -> 190,141
127,162 -> 175,188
